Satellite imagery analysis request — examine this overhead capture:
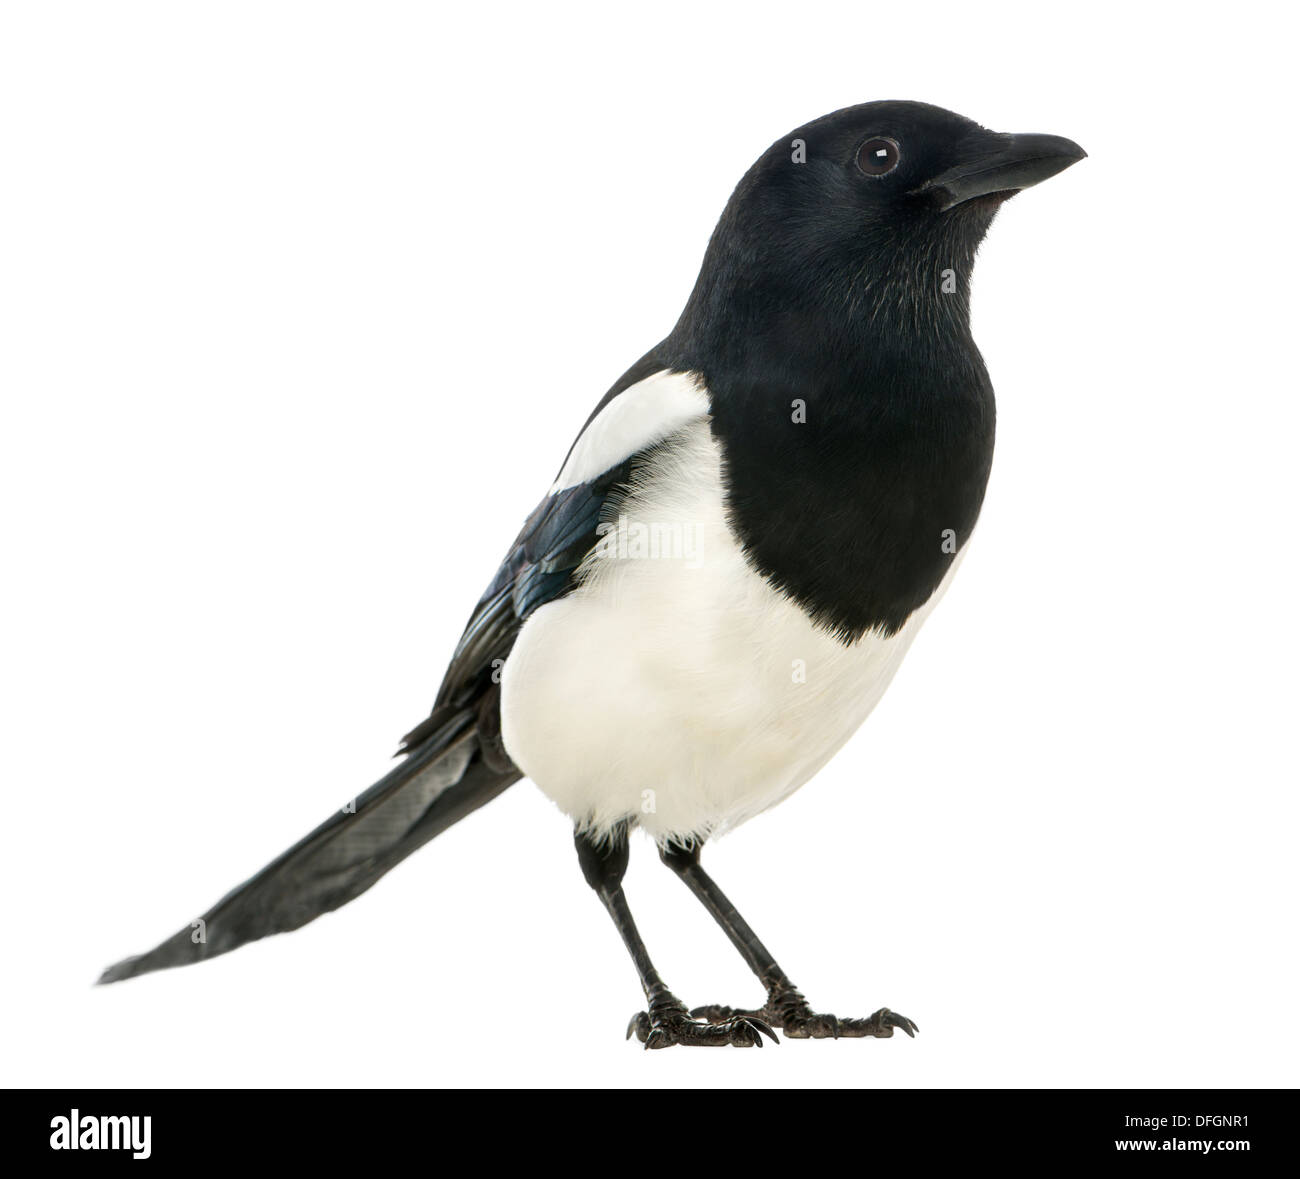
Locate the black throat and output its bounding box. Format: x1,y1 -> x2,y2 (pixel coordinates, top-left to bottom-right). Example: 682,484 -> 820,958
656,197 -> 999,643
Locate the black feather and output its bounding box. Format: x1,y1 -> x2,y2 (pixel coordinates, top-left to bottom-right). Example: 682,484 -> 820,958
654,101 -> 1004,640
99,712 -> 517,983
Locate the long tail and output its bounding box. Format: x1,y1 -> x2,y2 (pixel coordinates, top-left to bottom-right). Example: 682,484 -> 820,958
97,711 -> 520,984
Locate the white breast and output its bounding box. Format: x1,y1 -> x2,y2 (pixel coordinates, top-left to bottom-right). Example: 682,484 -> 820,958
501,419 -> 964,845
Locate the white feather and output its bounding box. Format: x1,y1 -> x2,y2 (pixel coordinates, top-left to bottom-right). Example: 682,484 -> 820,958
502,412 -> 967,845
551,370 -> 710,492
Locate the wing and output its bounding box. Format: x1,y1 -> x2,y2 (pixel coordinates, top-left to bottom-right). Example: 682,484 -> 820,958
98,363 -> 718,983
399,362 -> 709,759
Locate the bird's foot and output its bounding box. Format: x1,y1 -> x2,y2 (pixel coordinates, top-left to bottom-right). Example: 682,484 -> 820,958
693,986 -> 918,1040
779,1006 -> 918,1039
627,995 -> 776,1049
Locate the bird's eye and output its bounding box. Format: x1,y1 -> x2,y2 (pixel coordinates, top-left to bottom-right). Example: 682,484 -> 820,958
856,137 -> 901,177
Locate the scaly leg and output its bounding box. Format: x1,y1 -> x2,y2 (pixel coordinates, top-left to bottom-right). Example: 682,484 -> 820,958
660,841 -> 918,1040
575,825 -> 776,1049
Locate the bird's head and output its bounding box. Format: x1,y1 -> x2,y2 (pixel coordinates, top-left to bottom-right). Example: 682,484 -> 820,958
674,100 -> 1084,367
770,99 -> 1084,227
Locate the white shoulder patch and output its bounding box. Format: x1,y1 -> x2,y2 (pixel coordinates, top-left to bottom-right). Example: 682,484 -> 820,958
551,370 -> 710,493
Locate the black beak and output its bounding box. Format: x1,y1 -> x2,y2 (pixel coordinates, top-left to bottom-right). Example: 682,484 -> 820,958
921,131 -> 1086,211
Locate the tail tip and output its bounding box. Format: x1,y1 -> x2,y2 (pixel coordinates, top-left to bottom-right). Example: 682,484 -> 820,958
96,956 -> 141,986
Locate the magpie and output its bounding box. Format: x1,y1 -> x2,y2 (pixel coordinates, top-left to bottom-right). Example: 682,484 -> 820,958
99,101 -> 1084,1048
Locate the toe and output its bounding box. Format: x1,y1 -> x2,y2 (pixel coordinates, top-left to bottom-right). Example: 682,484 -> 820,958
782,1006 -> 920,1039
689,1004 -> 737,1022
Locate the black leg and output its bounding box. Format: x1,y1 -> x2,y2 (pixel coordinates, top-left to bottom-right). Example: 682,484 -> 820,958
660,840 -> 918,1040
574,825 -> 775,1049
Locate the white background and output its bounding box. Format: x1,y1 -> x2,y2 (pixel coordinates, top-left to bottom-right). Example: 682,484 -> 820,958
2,1 -> 1296,1090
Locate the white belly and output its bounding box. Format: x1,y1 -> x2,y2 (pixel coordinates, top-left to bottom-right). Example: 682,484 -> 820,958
500,420 -> 963,845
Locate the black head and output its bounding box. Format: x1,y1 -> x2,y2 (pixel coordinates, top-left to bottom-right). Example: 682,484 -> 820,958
670,100 -> 1084,372
656,104 -> 1083,644
744,100 -> 1083,230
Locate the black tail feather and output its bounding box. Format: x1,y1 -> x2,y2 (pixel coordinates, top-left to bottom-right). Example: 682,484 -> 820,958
97,713 -> 520,984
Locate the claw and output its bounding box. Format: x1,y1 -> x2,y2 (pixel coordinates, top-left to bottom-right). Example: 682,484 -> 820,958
872,1007 -> 919,1038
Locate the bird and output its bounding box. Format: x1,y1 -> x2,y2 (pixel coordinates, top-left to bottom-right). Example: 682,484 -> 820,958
98,100 -> 1084,1048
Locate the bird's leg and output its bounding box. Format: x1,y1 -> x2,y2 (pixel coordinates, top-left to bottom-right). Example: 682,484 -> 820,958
660,841 -> 918,1040
574,824 -> 774,1049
